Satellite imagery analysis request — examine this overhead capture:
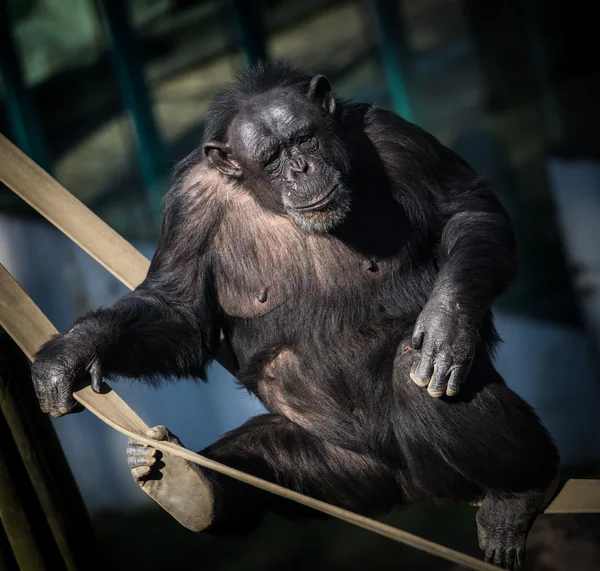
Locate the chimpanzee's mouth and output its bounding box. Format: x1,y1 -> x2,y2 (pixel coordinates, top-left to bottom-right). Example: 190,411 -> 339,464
293,186 -> 337,212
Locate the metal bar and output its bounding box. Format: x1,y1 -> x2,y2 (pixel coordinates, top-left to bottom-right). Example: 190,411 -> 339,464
96,0 -> 167,221
0,2 -> 51,172
523,0 -> 561,142
370,0 -> 414,122
230,0 -> 268,67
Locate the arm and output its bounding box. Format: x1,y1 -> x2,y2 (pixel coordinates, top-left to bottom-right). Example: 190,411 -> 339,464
367,108 -> 516,396
410,179 -> 516,397
32,166 -> 223,416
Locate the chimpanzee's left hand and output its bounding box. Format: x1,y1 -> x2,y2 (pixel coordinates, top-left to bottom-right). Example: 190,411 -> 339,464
409,299 -> 479,397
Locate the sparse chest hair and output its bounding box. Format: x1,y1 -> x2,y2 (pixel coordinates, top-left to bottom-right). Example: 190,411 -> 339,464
212,187 -> 401,319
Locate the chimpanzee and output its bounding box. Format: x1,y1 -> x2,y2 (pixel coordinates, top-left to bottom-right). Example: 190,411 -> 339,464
32,61 -> 559,569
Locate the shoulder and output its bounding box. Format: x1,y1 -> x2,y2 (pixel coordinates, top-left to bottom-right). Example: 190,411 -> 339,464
167,162 -> 227,215
363,105 -> 443,154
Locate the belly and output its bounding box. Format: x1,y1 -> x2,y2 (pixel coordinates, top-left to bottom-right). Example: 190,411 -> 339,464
233,324 -> 408,453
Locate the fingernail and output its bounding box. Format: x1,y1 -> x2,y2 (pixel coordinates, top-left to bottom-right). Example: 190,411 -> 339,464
410,371 -> 429,387
427,386 -> 444,397
146,428 -> 159,439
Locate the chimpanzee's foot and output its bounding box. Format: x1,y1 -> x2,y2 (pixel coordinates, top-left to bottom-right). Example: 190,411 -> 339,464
127,425 -> 214,532
476,480 -> 558,569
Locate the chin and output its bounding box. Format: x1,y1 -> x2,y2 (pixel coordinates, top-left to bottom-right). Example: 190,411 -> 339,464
288,185 -> 352,234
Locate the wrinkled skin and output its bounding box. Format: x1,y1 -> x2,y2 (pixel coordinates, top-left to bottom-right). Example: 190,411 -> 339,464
410,298 -> 479,397
204,76 -> 352,235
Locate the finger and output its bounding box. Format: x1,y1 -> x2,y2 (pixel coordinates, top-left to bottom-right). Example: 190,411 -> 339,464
516,546 -> 526,567
57,393 -> 84,416
505,547 -> 516,570
49,379 -> 77,417
146,425 -> 168,441
411,327 -> 425,350
38,390 -> 50,414
128,455 -> 157,468
493,547 -> 504,568
127,445 -> 158,457
427,361 -> 450,398
32,376 -> 50,413
146,425 -> 182,446
90,359 -> 103,394
131,466 -> 152,481
410,362 -> 429,387
414,348 -> 435,381
446,366 -> 465,397
484,548 -> 494,564
446,358 -> 473,397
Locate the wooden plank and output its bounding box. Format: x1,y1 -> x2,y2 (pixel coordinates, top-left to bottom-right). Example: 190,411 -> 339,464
0,333 -> 98,570
0,413 -> 46,571
0,133 -> 149,290
545,479 -> 600,514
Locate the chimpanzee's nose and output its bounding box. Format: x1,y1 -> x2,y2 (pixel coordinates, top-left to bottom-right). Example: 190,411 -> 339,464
290,157 -> 308,175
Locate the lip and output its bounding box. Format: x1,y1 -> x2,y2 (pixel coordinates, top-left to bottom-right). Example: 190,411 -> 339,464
293,186 -> 337,212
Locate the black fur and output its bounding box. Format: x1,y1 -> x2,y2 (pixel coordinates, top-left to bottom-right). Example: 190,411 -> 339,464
32,61 -> 558,569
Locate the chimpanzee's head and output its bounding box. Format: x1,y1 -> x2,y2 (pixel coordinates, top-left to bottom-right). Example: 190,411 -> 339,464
203,65 -> 352,233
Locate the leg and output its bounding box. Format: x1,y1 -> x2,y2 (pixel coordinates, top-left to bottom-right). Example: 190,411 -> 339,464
395,347 -> 560,569
128,414 -> 399,534
466,382 -> 559,569
476,482 -> 558,569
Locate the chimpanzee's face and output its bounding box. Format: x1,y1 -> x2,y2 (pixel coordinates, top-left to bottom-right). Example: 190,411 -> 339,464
226,89 -> 351,233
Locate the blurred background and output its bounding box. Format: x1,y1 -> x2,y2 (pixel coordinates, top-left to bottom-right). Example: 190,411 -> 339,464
1,0 -> 600,569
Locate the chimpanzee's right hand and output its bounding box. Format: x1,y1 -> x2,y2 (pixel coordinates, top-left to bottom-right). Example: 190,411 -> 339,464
31,328 -> 104,417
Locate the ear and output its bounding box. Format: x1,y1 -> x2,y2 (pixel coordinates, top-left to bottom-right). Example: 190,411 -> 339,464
203,141 -> 242,178
307,75 -> 336,115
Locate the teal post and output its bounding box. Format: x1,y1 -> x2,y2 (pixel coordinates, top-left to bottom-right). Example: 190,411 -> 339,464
97,0 -> 166,222
230,0 -> 268,67
0,3 -> 51,172
523,0 -> 561,142
371,0 -> 414,122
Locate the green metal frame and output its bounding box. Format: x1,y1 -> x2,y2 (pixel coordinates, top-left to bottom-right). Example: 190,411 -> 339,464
230,0 -> 268,67
97,0 -> 167,222
371,0 -> 414,122
0,2 -> 51,173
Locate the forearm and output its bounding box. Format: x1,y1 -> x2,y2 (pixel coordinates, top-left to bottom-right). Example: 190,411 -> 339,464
68,290 -> 217,381
431,210 -> 517,320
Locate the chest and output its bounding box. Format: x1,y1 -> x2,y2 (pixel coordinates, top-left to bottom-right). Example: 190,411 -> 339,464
214,205 -> 405,319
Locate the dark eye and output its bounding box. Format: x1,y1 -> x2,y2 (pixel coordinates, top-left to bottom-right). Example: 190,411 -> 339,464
297,134 -> 316,148
264,150 -> 280,166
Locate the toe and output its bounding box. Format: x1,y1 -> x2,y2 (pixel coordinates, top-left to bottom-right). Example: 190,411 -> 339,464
146,425 -> 168,440
146,425 -> 183,446
476,524 -> 488,550
128,455 -> 157,468
131,466 -> 152,482
516,546 -> 526,568
127,444 -> 158,457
